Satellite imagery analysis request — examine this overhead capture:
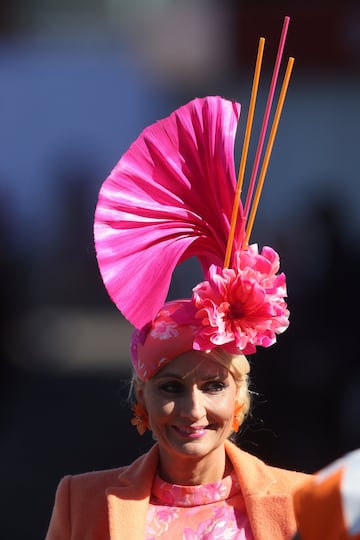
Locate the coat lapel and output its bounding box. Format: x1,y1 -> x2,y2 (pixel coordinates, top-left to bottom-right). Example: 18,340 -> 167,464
106,445 -> 159,540
225,440 -> 299,540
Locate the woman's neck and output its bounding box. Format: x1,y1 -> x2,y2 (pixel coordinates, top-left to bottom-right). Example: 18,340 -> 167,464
157,445 -> 232,486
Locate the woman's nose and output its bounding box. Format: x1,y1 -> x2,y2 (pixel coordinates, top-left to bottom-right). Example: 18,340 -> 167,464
180,387 -> 206,420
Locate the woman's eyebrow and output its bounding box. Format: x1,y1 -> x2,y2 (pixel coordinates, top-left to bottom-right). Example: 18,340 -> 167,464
153,373 -> 183,380
154,371 -> 227,382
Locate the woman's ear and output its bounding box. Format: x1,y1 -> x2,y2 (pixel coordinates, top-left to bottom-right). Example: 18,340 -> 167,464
133,377 -> 145,405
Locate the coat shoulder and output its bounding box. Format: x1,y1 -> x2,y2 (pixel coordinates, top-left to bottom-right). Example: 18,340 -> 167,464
266,463 -> 311,491
46,466 -> 130,539
68,466 -> 126,489
57,464 -> 132,508
225,440 -> 311,495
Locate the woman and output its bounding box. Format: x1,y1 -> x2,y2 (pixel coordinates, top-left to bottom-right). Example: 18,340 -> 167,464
46,29 -> 310,538
46,299 -> 308,539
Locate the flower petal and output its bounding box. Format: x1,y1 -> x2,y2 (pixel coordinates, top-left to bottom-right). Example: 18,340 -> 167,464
192,245 -> 289,354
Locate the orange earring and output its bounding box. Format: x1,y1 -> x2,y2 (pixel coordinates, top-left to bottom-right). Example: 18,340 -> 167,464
232,400 -> 244,432
130,403 -> 149,435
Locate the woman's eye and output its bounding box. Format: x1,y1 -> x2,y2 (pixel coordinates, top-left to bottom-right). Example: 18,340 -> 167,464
203,381 -> 227,393
159,381 -> 183,393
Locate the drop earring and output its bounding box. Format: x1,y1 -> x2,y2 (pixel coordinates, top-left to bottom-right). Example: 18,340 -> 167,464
130,402 -> 149,435
232,400 -> 244,432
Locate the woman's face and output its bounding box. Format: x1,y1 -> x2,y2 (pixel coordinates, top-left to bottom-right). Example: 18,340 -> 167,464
137,351 -> 239,465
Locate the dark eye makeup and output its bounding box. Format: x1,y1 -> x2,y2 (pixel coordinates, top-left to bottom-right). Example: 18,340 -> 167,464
202,380 -> 228,393
158,381 -> 184,394
157,378 -> 229,395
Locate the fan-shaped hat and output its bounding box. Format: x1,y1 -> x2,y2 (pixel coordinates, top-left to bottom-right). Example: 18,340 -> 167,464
94,18 -> 294,380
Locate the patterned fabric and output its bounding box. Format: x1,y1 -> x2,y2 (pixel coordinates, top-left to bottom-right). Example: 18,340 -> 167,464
146,471 -> 253,539
130,299 -> 198,381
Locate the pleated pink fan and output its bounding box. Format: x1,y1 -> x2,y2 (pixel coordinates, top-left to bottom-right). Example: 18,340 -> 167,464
94,96 -> 243,329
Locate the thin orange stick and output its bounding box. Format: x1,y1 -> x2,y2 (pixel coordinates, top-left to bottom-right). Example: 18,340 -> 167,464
243,56 -> 295,247
223,37 -> 265,269
243,17 -> 290,228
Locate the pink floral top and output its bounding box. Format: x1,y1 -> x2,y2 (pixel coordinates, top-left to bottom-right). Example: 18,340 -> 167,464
146,471 -> 253,539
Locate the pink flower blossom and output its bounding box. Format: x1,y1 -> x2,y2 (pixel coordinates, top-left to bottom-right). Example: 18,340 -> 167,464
192,244 -> 289,354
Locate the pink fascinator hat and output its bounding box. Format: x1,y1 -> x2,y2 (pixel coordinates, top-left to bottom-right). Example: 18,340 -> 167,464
94,18 -> 294,381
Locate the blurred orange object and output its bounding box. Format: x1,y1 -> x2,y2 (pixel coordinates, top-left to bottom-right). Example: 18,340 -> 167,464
293,449 -> 360,540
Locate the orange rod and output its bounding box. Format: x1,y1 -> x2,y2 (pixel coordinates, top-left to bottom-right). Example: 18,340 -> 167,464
224,37 -> 265,268
243,56 -> 295,247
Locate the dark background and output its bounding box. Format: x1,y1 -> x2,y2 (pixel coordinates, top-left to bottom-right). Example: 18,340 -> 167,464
1,1 -> 360,538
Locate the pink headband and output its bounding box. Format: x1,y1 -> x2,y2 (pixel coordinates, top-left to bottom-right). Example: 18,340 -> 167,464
130,299 -> 251,382
130,300 -> 198,380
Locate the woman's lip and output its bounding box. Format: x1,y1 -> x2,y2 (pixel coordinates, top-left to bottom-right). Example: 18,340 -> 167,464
172,425 -> 208,438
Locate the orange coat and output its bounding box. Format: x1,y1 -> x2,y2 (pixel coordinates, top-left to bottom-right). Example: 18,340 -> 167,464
45,440 -> 309,540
